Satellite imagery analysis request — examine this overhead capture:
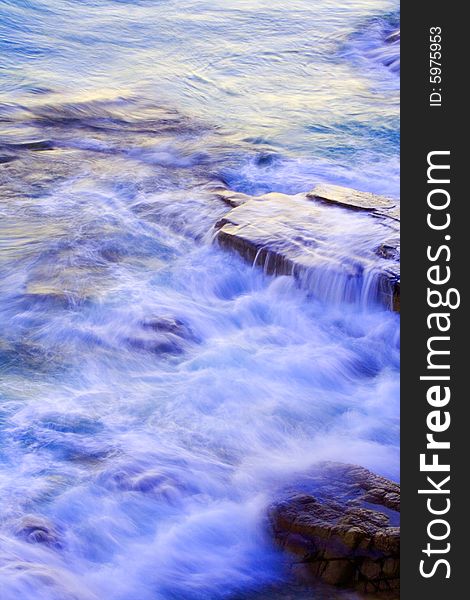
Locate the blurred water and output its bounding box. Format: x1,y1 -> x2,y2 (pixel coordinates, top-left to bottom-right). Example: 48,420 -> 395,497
0,1 -> 399,599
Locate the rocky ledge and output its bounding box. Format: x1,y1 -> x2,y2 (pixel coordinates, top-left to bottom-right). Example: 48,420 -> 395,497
214,185 -> 400,311
268,463 -> 400,597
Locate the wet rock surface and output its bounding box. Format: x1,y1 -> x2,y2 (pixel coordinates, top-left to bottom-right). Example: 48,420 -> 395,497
214,186 -> 400,310
269,463 -> 400,597
230,580 -> 374,600
307,185 -> 397,217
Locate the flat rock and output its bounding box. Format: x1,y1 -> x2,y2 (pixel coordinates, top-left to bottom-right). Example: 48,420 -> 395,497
307,185 -> 398,221
269,463 -> 400,596
213,188 -> 254,208
214,187 -> 400,310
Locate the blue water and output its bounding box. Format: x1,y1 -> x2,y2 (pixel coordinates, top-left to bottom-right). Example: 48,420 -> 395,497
0,1 -> 399,599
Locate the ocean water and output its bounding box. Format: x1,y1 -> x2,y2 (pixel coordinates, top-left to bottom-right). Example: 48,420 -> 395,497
0,1 -> 399,599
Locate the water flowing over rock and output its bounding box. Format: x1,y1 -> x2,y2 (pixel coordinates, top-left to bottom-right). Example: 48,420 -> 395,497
0,556 -> 99,600
214,185 -> 400,310
13,515 -> 62,548
124,316 -> 197,356
380,28 -> 400,73
1,0 -> 400,593
269,463 -> 400,597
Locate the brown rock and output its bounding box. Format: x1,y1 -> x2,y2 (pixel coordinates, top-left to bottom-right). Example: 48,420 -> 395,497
269,462 -> 400,596
213,188 -> 253,208
307,184 -> 397,217
214,187 -> 400,311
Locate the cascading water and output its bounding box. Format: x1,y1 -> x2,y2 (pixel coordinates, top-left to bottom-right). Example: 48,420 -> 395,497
0,1 -> 399,598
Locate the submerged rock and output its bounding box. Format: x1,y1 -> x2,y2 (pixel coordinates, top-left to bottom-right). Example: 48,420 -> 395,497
269,463 -> 400,596
124,316 -> 197,356
141,316 -> 191,337
214,186 -> 400,310
0,556 -> 98,600
13,515 -> 62,548
102,467 -> 183,501
385,30 -> 400,45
